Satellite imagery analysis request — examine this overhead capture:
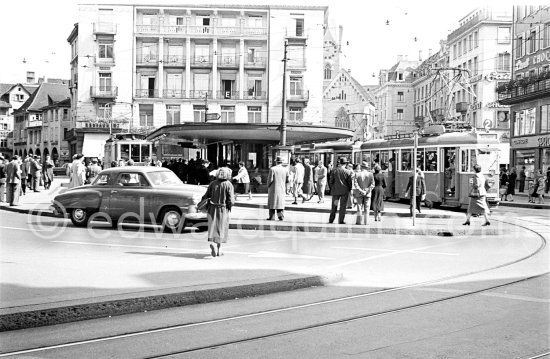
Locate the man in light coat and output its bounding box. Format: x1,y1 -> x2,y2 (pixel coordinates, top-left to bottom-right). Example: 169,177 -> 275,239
292,158 -> 305,204
69,154 -> 86,189
267,156 -> 288,221
314,160 -> 327,203
5,155 -> 22,206
353,161 -> 375,225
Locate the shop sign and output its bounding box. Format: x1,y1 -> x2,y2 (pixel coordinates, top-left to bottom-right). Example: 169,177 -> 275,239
469,100 -> 482,110
511,135 -> 550,149
532,50 -> 550,65
486,101 -> 508,109
484,72 -> 510,81
515,58 -> 529,71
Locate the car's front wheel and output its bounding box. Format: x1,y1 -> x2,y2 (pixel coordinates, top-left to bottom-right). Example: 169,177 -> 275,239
70,208 -> 91,227
160,207 -> 183,232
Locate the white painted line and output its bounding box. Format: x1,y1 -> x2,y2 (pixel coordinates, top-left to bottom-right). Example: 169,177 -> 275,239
331,246 -> 458,256
480,292 -> 550,303
0,226 -> 46,232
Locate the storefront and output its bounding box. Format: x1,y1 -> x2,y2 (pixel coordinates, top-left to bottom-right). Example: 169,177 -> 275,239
510,133 -> 550,179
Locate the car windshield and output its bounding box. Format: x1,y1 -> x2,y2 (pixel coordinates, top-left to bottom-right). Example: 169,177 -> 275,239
147,171 -> 183,186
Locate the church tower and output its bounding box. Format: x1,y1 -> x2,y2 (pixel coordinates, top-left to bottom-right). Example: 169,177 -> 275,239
323,25 -> 342,90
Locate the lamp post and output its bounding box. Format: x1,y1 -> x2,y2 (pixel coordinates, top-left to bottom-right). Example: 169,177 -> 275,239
280,39 -> 288,146
412,130 -> 418,226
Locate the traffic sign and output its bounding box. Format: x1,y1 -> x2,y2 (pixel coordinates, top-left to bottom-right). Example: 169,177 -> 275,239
205,113 -> 221,121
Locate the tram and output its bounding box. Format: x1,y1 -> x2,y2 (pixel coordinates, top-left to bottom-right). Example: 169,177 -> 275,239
103,133 -> 153,168
295,140 -> 362,167
357,130 -> 502,208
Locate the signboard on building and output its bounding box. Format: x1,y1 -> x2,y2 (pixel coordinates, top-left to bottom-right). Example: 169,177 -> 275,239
511,135 -> 550,149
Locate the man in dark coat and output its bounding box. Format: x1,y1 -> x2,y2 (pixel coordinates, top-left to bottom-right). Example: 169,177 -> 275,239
30,155 -> 42,192
5,155 -> 22,206
328,157 -> 353,224
267,156 -> 288,221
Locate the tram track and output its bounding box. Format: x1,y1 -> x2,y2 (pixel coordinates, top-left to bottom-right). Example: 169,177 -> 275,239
1,217 -> 548,358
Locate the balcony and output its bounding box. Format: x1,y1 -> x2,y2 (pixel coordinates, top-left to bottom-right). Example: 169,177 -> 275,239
497,77 -> 550,106
136,24 -> 161,34
191,56 -> 212,67
217,56 -> 239,68
455,102 -> 469,113
187,25 -> 213,35
136,54 -> 159,66
163,89 -> 186,99
287,90 -> 309,103
217,90 -> 239,100
242,91 -> 267,100
90,86 -> 118,99
74,121 -> 123,131
189,90 -> 212,99
135,89 -> 159,98
244,57 -> 266,69
27,120 -> 42,128
135,23 -> 267,37
162,55 -> 185,67
162,25 -> 186,34
93,22 -> 117,35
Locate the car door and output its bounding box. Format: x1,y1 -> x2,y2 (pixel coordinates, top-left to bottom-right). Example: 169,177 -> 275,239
91,172 -> 115,213
109,172 -> 154,223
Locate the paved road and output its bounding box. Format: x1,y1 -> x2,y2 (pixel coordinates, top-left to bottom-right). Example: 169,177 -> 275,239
0,204 -> 548,357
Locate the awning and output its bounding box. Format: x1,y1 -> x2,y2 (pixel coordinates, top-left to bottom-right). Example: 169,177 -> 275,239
146,123 -> 353,145
82,133 -> 111,158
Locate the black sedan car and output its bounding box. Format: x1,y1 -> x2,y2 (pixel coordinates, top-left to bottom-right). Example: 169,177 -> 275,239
51,166 -> 207,231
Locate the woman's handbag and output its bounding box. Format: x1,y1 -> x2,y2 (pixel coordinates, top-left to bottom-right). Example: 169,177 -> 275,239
469,176 -> 481,198
197,198 -> 210,212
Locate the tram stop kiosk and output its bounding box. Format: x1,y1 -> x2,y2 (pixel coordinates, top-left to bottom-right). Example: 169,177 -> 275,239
272,145 -> 294,166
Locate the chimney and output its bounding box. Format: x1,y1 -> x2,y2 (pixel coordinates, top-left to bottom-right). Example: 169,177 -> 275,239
26,71 -> 35,84
419,50 -> 423,61
428,48 -> 432,57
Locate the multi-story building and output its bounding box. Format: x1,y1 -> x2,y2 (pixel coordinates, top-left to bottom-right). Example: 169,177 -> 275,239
12,82 -> 70,159
40,98 -> 72,165
447,7 -> 513,140
497,6 -> 550,179
69,4 -> 352,167
373,56 -> 421,138
0,82 -> 37,157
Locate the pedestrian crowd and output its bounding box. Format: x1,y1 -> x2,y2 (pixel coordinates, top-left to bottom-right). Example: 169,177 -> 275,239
500,165 -> 548,205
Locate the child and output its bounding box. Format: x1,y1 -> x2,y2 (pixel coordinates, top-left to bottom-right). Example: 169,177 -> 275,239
528,181 -> 537,203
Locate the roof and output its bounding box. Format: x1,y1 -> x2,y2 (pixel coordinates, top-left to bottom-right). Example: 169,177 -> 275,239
0,100 -> 12,109
39,97 -> 71,111
323,69 -> 374,105
14,83 -> 70,114
0,84 -> 14,96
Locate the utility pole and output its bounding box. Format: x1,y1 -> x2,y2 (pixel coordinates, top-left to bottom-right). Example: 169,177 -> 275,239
204,92 -> 208,122
412,131 -> 418,226
280,40 -> 288,146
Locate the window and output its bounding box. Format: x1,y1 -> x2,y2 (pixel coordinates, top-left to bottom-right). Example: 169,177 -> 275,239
425,148 -> 438,172
463,38 -> 467,54
247,106 -> 261,123
193,105 -> 206,122
247,75 -> 262,97
139,104 -> 154,126
295,18 -> 304,36
98,103 -> 111,119
453,44 -> 457,59
221,106 -> 235,123
468,34 -> 473,51
397,91 -> 404,101
543,23 -> 550,48
529,30 -> 537,53
99,73 -> 112,91
288,107 -> 303,121
166,105 -> 180,125
248,16 -> 262,28
166,73 -> 183,97
396,108 -> 404,120
401,149 -> 412,171
194,73 -> 209,96
473,31 -> 479,48
324,64 -> 332,80
496,53 -> 510,71
289,77 -> 302,96
93,173 -> 111,186
458,41 -> 462,57
473,56 -> 478,75
195,44 -> 210,63
517,36 -> 524,57
513,108 -> 536,136
116,173 -> 149,187
497,27 -> 511,44
397,73 -> 403,81
247,48 -> 258,63
541,104 -> 550,133
460,149 -> 476,172
98,41 -> 113,59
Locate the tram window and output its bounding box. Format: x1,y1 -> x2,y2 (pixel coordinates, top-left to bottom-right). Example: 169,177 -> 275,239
141,144 -> 150,162
362,152 -> 371,167
131,144 -> 140,162
461,149 -> 476,172
401,149 -> 412,171
120,144 -> 130,161
416,149 -> 425,171
380,151 -> 389,170
372,151 -> 380,167
425,148 -> 438,171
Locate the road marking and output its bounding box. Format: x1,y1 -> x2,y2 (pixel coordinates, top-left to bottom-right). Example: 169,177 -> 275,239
248,251 -> 332,260
328,242 -> 460,269
331,246 -> 458,256
0,226 -> 46,232
414,287 -> 550,303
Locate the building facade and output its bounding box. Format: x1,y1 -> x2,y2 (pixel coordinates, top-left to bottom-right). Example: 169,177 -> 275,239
69,4 -> 345,167
497,6 -> 550,179
39,98 -> 72,165
447,7 -> 513,140
0,83 -> 37,157
373,56 -> 420,138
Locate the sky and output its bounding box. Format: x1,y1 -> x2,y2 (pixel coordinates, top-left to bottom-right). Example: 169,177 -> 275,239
0,0 -> 522,86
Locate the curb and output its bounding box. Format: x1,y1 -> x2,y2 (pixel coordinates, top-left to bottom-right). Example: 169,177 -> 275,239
497,202 -> 550,210
0,273 -> 340,332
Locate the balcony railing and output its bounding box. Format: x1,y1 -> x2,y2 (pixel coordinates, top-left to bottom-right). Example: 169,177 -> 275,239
137,54 -> 159,65
27,120 -> 42,128
244,57 -> 266,68
191,56 -> 212,67
135,23 -> 267,37
135,89 -> 159,98
93,22 -> 117,35
217,56 -> 239,67
163,55 -> 185,66
163,89 -> 186,98
287,90 -> 309,102
242,91 -> 267,100
90,86 -> 118,99
497,78 -> 550,105
75,121 -> 122,130
217,91 -> 239,100
189,90 -> 212,99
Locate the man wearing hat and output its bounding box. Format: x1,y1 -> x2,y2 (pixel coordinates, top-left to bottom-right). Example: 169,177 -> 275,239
353,161 -> 375,225
30,155 -> 42,192
5,155 -> 22,206
267,156 -> 288,221
328,157 -> 353,224
313,160 -> 327,203
0,155 -> 6,203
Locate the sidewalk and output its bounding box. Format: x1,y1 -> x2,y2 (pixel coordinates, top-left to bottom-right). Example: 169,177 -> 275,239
0,177 -> 546,331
